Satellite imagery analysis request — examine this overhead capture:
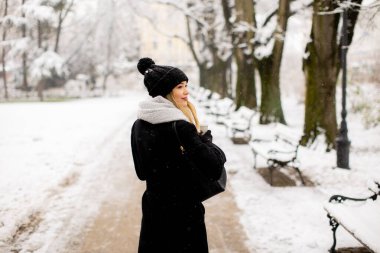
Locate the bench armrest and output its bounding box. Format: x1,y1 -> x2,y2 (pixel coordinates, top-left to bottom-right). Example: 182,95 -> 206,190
268,149 -> 296,155
329,194 -> 378,203
329,181 -> 380,203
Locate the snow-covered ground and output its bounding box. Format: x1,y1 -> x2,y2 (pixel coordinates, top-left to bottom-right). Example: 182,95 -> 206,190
0,88 -> 379,253
0,92 -> 145,253
209,94 -> 380,253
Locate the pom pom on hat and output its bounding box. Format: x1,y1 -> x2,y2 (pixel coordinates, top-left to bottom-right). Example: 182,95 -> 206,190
137,58 -> 155,75
137,57 -> 188,97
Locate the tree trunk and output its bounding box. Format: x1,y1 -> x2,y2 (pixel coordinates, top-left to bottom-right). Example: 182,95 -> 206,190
21,0 -> 29,91
235,52 -> 256,109
37,21 -> 42,48
54,0 -> 74,53
257,0 -> 289,124
257,57 -> 286,124
185,15 -> 205,89
234,0 -> 257,109
222,0 -> 257,109
184,3 -> 230,95
301,0 -> 362,149
192,52 -> 229,94
54,9 -> 63,53
203,55 -> 229,97
2,0 -> 8,99
203,4 -> 229,97
301,0 -> 340,149
22,53 -> 28,90
102,73 -> 109,91
198,63 -> 208,88
37,79 -> 45,101
102,0 -> 115,91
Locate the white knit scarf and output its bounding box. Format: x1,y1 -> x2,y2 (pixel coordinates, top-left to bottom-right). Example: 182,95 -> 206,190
137,96 -> 188,124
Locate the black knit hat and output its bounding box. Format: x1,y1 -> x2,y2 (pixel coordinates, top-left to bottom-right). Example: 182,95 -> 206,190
137,57 -> 189,97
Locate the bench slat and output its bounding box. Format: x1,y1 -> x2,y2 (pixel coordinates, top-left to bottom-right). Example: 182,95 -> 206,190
250,140 -> 297,162
324,200 -> 380,252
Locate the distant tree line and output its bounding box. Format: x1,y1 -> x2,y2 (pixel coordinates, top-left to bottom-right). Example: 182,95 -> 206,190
0,0 -> 139,101
1,0 -> 375,148
154,0 -> 366,149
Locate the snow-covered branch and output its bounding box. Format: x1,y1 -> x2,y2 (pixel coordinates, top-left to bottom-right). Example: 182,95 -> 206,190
31,50 -> 68,80
22,3 -> 55,22
0,16 -> 27,28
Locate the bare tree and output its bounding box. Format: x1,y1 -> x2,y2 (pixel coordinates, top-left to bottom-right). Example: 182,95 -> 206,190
53,0 -> 74,53
21,0 -> 29,91
199,0 -> 230,96
147,0 -> 231,97
101,0 -> 115,91
1,0 -> 9,99
255,0 -> 291,124
222,0 -> 257,109
301,0 -> 362,149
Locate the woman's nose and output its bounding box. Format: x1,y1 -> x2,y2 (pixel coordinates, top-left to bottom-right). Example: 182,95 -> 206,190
184,87 -> 189,95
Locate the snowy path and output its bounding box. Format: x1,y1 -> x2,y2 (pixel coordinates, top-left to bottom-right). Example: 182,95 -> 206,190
75,106 -> 252,253
0,94 -> 144,252
0,93 -> 251,253
75,118 -> 144,252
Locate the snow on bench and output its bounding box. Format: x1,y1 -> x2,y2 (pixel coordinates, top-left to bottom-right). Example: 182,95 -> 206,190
199,92 -> 221,110
249,124 -> 305,185
209,97 -> 236,123
193,87 -> 212,103
223,106 -> 257,144
324,180 -> 380,253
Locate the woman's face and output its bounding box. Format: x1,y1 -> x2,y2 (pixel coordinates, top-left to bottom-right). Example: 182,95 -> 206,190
172,81 -> 189,107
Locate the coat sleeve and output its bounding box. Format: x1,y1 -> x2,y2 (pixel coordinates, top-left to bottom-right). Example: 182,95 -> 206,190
131,120 -> 146,180
176,120 -> 226,181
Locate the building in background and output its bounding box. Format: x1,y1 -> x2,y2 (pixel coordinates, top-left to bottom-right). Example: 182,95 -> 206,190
136,3 -> 197,82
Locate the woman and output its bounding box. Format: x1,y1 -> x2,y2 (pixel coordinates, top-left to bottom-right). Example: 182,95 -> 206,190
131,57 -> 226,253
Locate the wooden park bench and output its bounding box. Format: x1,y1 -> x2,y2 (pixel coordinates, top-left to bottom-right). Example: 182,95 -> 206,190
324,180 -> 380,253
208,97 -> 236,123
199,92 -> 221,110
223,106 -> 256,144
249,124 -> 305,186
194,87 -> 212,103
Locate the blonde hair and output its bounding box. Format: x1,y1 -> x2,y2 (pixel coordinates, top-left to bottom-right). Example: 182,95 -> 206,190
166,93 -> 200,132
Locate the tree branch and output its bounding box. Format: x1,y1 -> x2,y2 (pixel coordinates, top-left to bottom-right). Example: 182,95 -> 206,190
262,0 -> 313,27
153,0 -> 209,29
129,1 -> 188,44
62,0 -> 75,20
185,15 -> 201,67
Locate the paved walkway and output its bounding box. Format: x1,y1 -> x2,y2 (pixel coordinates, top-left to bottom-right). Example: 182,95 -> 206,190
75,122 -> 252,253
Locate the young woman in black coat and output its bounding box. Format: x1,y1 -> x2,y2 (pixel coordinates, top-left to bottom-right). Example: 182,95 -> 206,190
131,58 -> 226,253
